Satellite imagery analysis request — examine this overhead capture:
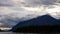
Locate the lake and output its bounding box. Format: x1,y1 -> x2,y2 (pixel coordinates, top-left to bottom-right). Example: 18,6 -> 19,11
0,32 -> 58,34
0,32 -> 42,34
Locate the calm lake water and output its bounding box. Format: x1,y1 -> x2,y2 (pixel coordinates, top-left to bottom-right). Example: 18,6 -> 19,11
0,32 -> 58,34
0,32 -> 41,34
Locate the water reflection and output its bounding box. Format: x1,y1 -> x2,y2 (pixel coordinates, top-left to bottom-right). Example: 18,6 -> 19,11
0,32 -> 59,34
0,32 -> 38,34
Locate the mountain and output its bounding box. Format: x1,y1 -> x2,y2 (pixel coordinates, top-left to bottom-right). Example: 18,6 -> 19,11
12,14 -> 60,33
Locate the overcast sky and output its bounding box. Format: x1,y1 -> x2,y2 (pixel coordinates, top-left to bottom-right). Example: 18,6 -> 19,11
0,0 -> 60,28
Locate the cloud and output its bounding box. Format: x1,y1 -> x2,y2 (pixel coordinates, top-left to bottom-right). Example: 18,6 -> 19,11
0,0 -> 15,7
0,0 -> 60,7
18,0 -> 59,7
0,0 -> 60,27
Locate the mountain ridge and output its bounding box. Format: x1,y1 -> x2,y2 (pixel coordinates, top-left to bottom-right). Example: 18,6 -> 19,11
12,14 -> 60,32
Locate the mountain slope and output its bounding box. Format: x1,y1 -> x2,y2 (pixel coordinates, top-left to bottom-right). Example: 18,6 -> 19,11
12,14 -> 60,32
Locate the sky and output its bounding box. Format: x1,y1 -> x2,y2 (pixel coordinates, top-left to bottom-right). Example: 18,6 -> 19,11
0,0 -> 60,28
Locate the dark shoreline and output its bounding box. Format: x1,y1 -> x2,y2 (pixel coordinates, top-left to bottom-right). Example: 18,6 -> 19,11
12,26 -> 60,33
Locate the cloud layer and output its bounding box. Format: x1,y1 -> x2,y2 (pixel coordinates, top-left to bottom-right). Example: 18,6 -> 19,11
0,0 -> 60,27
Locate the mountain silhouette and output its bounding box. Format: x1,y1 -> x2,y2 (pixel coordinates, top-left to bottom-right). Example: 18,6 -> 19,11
12,14 -> 60,33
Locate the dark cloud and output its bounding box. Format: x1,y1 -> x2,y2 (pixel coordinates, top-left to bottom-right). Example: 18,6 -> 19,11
0,0 -> 14,7
0,4 -> 13,7
22,0 -> 58,7
40,0 -> 57,5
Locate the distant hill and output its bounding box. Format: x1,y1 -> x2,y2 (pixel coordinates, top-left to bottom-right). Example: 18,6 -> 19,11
12,14 -> 60,33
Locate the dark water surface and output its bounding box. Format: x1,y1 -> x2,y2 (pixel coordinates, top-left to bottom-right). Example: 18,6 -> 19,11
0,32 -> 59,34
0,32 -> 41,34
